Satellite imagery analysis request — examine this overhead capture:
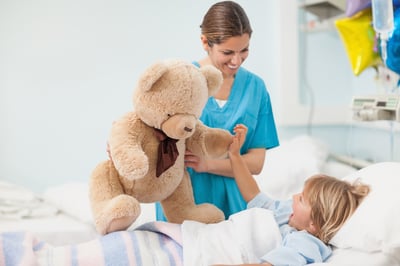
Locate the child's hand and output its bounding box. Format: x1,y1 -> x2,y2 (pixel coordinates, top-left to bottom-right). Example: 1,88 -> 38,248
233,124 -> 248,148
228,134 -> 241,157
229,124 -> 248,157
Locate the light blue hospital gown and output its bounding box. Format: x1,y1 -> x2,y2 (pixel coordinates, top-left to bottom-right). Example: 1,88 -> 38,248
248,192 -> 332,265
156,63 -> 279,220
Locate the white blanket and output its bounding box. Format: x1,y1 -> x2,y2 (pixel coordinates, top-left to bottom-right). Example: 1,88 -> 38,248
182,208 -> 282,266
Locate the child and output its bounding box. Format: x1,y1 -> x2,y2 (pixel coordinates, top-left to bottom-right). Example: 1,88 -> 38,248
214,124 -> 371,266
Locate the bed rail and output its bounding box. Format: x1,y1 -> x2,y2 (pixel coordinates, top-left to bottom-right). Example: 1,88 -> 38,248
329,154 -> 373,169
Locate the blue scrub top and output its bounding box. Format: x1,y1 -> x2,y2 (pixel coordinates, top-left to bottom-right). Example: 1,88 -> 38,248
156,63 -> 279,220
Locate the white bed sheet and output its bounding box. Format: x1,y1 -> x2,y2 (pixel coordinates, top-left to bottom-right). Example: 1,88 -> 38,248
0,180 -> 98,246
0,213 -> 97,246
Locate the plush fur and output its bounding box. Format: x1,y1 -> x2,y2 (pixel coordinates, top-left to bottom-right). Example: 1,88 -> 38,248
89,60 -> 232,235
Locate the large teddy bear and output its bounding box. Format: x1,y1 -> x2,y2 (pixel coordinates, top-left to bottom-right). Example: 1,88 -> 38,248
89,60 -> 233,235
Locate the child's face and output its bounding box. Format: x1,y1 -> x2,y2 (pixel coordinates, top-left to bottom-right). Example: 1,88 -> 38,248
288,187 -> 317,234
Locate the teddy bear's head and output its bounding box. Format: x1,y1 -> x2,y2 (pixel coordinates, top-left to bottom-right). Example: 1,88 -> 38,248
133,60 -> 222,139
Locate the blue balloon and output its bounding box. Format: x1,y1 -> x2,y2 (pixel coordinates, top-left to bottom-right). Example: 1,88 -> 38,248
386,8 -> 400,75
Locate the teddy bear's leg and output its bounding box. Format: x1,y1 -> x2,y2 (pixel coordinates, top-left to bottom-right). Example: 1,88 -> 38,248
160,170 -> 225,224
89,160 -> 141,235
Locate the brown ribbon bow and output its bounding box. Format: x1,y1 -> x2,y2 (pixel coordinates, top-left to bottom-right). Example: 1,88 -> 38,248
154,128 -> 179,177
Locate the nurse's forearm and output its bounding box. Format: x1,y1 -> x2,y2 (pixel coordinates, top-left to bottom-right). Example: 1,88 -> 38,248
206,157 -> 235,177
206,148 -> 265,177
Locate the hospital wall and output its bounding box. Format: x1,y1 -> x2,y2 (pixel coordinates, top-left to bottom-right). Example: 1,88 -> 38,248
0,0 -> 398,192
276,1 -> 400,164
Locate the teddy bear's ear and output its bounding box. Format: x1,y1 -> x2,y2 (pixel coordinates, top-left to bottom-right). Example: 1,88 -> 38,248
137,61 -> 169,92
200,65 -> 223,97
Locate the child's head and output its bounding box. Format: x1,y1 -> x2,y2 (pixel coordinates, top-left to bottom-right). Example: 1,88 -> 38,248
303,174 -> 370,243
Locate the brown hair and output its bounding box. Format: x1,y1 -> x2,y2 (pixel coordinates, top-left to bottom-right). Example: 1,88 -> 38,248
200,1 -> 253,46
304,175 -> 370,244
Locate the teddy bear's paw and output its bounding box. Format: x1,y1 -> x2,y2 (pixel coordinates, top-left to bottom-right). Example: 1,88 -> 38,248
106,216 -> 137,234
204,129 -> 232,159
116,155 -> 149,181
94,194 -> 141,234
197,203 -> 225,223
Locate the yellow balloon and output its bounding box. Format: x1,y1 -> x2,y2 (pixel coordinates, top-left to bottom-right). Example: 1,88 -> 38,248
335,8 -> 381,76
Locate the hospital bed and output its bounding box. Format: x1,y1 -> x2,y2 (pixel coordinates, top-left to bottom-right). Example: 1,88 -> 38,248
0,135 -> 399,265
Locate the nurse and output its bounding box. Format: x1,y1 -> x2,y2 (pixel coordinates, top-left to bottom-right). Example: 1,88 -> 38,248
156,0 -> 279,220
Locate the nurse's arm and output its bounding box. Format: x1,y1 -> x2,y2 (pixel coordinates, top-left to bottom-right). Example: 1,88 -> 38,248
206,147 -> 266,177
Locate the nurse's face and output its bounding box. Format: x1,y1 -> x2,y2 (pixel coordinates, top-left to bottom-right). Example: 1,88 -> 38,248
203,34 -> 250,79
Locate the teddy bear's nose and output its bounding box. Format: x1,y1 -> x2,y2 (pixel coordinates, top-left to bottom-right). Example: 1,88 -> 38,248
184,126 -> 193,132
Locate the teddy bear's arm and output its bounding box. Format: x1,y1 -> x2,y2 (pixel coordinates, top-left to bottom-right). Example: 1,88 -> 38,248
108,112 -> 149,181
185,121 -> 232,159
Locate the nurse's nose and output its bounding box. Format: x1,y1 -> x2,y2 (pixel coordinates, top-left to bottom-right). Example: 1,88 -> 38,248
230,53 -> 242,65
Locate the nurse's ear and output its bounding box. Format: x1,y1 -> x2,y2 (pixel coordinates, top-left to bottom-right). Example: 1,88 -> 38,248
201,35 -> 211,51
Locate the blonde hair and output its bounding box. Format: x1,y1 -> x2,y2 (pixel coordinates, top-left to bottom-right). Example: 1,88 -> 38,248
304,174 -> 370,244
200,1 -> 252,46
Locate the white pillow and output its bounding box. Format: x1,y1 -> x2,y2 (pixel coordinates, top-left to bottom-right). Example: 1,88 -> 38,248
43,182 -> 93,224
330,162 -> 400,258
255,135 -> 329,200
320,160 -> 357,178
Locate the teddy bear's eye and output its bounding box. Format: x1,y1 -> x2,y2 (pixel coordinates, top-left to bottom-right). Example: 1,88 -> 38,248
167,114 -> 172,117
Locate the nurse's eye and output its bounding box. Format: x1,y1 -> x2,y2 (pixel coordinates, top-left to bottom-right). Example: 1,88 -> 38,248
222,50 -> 234,55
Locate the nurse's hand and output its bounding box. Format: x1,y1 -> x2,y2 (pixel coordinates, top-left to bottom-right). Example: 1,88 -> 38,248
106,142 -> 112,160
184,150 -> 209,173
